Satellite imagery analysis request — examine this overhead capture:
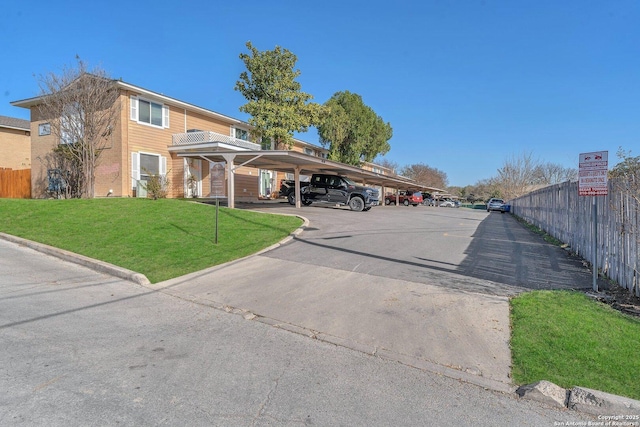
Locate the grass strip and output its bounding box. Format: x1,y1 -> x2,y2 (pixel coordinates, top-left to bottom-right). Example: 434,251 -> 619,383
0,198 -> 302,283
510,290 -> 640,400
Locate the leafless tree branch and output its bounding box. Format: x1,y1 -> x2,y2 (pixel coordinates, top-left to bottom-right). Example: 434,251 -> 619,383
36,58 -> 120,198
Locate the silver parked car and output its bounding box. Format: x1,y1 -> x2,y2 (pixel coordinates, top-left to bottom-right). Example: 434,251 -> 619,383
487,198 -> 506,213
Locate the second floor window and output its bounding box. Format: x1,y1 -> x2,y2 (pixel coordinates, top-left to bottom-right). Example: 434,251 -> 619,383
130,96 -> 169,128
140,100 -> 162,126
60,102 -> 83,145
234,128 -> 248,140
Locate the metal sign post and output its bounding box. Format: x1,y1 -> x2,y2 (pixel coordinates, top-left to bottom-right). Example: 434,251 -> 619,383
210,162 -> 226,245
215,197 -> 219,244
578,151 -> 608,291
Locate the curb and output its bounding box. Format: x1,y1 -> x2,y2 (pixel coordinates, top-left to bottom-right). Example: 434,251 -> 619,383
0,212 -> 308,287
0,232 -> 150,286
517,380 -> 640,416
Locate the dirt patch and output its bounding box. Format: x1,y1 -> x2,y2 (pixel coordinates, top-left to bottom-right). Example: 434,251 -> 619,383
587,282 -> 640,318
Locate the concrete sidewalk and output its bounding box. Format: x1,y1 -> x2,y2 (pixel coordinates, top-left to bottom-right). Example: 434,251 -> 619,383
153,254 -> 515,394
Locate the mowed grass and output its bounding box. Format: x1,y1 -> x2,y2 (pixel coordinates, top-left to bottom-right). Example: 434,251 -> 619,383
511,290 -> 640,400
0,198 -> 302,283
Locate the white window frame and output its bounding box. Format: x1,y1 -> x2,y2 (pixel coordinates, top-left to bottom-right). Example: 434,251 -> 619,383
38,123 -> 51,136
233,127 -> 249,141
131,151 -> 167,191
130,95 -> 170,128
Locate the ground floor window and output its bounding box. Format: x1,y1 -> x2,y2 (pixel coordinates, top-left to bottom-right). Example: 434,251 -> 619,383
131,151 -> 167,197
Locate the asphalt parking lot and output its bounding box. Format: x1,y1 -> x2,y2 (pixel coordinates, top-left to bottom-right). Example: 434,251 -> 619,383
248,202 -> 598,296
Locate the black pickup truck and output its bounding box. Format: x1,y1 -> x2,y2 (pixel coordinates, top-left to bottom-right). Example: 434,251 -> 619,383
280,173 -> 379,212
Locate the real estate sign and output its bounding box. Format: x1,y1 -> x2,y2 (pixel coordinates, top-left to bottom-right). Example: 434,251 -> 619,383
210,162 -> 226,198
578,151 -> 608,196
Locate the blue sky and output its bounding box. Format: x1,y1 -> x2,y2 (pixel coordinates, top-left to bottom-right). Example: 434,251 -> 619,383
2,0 -> 638,187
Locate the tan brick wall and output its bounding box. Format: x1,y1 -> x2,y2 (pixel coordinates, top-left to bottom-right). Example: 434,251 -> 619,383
94,97 -> 124,198
0,127 -> 30,170
28,100 -> 125,198
30,108 -> 60,198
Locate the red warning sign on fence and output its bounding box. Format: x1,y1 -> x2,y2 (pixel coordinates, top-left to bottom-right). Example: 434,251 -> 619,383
578,151 -> 608,196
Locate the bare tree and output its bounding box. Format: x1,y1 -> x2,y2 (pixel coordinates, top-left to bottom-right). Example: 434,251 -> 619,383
495,152 -> 540,200
400,163 -> 448,189
37,58 -> 120,198
375,157 -> 399,175
533,163 -> 578,185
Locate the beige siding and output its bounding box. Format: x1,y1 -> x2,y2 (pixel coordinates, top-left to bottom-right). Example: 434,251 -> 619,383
234,166 -> 260,201
26,85 -> 334,201
124,91 -> 181,198
185,111 -> 235,136
122,91 -> 251,199
290,144 -> 305,154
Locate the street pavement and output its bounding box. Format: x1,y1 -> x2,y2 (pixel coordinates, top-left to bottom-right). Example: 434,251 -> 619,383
0,204 -> 607,425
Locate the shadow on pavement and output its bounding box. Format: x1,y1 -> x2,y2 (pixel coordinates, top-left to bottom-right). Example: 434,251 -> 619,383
457,213 -> 600,291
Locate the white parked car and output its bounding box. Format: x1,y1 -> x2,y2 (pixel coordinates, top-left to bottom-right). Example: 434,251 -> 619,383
439,200 -> 455,207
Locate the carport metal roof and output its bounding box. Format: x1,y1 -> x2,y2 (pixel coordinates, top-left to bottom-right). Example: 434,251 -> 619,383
169,145 -> 444,207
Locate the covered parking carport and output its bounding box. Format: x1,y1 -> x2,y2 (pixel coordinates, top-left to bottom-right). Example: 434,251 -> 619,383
169,147 -> 443,208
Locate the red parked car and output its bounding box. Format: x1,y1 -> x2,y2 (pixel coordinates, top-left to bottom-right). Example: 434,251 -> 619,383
385,189 -> 423,206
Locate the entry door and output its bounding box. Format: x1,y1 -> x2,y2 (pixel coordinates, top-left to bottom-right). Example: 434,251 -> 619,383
259,170 -> 274,198
184,159 -> 202,198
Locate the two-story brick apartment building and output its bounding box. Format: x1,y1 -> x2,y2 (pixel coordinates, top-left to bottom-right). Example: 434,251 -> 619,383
11,78 -> 330,201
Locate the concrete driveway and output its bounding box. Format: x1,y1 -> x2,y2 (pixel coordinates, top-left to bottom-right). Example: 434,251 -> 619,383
153,203 -> 600,392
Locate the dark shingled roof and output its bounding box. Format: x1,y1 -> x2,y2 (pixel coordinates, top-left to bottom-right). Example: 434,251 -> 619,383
0,115 -> 30,131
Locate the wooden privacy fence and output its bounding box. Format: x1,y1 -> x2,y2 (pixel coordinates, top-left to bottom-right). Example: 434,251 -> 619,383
510,179 -> 638,297
0,168 -> 31,199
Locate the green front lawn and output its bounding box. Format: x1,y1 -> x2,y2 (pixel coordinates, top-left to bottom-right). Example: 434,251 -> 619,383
0,198 -> 302,283
511,290 -> 640,400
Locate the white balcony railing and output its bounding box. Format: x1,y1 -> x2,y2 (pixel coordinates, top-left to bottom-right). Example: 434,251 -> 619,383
172,131 -> 261,150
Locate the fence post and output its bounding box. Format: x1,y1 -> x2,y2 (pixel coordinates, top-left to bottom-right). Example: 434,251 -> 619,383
592,196 -> 598,292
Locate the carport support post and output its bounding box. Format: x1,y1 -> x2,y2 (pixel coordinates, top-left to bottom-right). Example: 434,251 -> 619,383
294,166 -> 301,208
222,154 -> 236,209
